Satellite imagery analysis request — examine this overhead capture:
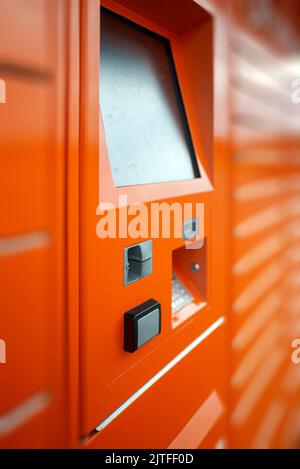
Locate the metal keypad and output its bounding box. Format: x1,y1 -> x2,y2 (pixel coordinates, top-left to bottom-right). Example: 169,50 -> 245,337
172,274 -> 194,314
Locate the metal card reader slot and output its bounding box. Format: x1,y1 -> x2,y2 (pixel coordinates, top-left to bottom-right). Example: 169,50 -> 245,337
124,240 -> 153,286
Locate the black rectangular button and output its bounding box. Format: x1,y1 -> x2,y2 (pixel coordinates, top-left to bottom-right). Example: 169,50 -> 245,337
124,299 -> 161,353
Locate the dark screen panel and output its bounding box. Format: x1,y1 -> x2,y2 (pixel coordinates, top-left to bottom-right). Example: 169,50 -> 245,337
100,9 -> 199,187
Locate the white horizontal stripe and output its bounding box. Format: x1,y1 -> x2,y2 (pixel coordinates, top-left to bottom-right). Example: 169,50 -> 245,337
233,204 -> 283,238
232,292 -> 281,350
215,437 -> 227,449
233,178 -> 285,201
0,391 -> 50,437
0,230 -> 50,256
233,263 -> 281,313
95,317 -> 225,432
233,197 -> 300,239
231,321 -> 281,388
232,233 -> 283,275
231,347 -> 285,426
251,399 -> 287,449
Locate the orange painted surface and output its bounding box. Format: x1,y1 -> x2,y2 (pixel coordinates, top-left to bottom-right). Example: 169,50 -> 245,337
0,0 -> 299,449
0,0 -> 68,448
227,1 -> 300,447
79,0 -> 228,446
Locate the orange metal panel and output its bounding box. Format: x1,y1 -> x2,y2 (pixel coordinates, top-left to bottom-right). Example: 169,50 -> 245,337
0,0 -> 67,448
79,0 -> 229,445
84,326 -> 227,449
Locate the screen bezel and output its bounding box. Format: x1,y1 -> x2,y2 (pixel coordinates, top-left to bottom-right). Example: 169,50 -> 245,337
99,0 -> 213,207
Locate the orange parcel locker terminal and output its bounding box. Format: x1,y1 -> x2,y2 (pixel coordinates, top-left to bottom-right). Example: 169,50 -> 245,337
80,0 -> 227,448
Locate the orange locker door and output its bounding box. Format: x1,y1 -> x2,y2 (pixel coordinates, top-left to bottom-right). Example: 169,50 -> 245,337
0,0 -> 67,448
227,0 -> 300,449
